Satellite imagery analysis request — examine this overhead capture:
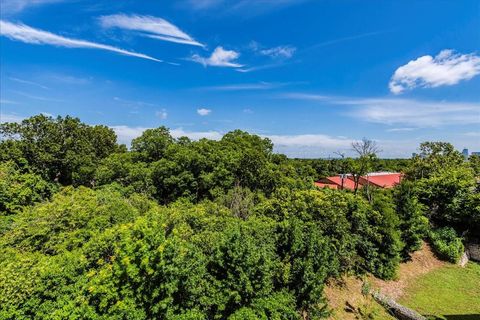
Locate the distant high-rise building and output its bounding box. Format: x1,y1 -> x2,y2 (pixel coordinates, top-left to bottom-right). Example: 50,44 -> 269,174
462,148 -> 469,159
472,151 -> 480,156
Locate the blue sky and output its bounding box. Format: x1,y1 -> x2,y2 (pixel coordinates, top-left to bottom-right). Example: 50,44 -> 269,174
1,0 -> 479,157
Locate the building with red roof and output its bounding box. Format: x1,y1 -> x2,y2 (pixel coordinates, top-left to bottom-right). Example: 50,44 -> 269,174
315,172 -> 402,190
315,175 -> 356,190
357,172 -> 403,189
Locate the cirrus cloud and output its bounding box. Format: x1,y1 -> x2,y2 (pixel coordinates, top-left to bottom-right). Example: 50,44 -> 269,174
99,14 -> 204,47
389,50 -> 480,94
259,45 -> 296,59
0,20 -> 161,62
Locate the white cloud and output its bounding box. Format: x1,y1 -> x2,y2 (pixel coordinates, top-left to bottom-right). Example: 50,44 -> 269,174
260,45 -> 296,59
156,109 -> 168,120
266,134 -> 353,148
182,0 -> 308,16
0,99 -> 19,105
0,20 -> 161,62
170,128 -> 222,140
11,90 -> 63,102
284,93 -> 480,127
386,127 -> 416,132
389,50 -> 480,94
1,0 -> 64,14
345,98 -> 480,127
110,126 -> 149,145
105,123 -> 480,158
200,82 -> 291,91
9,77 -> 49,89
236,62 -> 285,73
0,113 -> 24,123
110,125 -> 222,146
47,73 -> 91,85
464,132 -> 480,137
110,124 -> 357,157
99,14 -> 203,47
197,108 -> 212,116
183,0 -> 223,10
191,46 -> 243,67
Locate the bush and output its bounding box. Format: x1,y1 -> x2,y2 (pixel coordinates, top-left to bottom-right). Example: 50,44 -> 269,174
0,161 -> 56,215
429,227 -> 464,263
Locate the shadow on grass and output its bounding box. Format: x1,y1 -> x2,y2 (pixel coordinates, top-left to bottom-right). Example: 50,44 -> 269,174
443,315 -> 480,320
424,315 -> 480,320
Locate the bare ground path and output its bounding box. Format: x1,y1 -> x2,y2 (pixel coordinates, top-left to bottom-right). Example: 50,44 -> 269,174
325,242 -> 446,319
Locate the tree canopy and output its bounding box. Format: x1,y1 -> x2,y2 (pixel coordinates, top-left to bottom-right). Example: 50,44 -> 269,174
1,115 -> 479,318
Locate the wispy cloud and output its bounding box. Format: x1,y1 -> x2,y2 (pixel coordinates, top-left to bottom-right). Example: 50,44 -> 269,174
113,96 -> 157,107
0,99 -> 19,105
11,90 -> 63,102
197,108 -> 212,116
389,50 -> 480,94
181,0 -> 224,10
347,98 -> 480,127
0,20 -> 161,62
249,41 -> 296,59
9,77 -> 49,89
464,132 -> 480,137
199,81 -> 295,91
0,113 -> 24,123
99,14 -> 204,47
191,46 -> 243,67
182,0 -> 308,16
386,127 -> 416,132
156,109 -> 168,120
47,73 -> 91,85
259,45 -> 296,59
1,0 -> 65,14
308,30 -> 392,50
236,62 -> 288,73
284,93 -> 480,127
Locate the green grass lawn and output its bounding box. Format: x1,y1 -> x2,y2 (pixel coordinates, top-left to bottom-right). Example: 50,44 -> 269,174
398,262 -> 480,320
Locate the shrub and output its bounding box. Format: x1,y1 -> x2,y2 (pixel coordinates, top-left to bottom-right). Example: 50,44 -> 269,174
429,227 -> 464,263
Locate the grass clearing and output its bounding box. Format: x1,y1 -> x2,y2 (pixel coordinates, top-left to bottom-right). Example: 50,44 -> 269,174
398,262 -> 480,320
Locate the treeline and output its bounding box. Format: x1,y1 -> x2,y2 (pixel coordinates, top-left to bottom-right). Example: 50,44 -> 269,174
0,115 -> 479,319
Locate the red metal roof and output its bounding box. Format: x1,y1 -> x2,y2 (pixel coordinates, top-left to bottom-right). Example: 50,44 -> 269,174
325,176 -> 357,190
314,181 -> 339,189
315,176 -> 357,190
315,173 -> 402,190
357,173 -> 403,189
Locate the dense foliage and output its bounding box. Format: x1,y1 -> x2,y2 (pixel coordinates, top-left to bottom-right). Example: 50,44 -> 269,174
428,227 -> 465,263
1,115 -> 479,319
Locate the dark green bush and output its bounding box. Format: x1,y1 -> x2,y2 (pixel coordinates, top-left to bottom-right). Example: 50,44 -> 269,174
429,227 -> 464,263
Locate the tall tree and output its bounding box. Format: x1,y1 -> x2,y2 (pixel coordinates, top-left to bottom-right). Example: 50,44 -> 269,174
350,138 -> 381,194
0,115 -> 118,185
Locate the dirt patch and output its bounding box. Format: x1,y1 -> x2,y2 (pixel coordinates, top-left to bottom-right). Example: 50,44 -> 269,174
369,242 -> 445,300
325,277 -> 394,319
325,242 -> 445,319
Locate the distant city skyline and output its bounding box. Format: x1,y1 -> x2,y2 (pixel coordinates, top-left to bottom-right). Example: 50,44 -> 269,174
1,0 -> 479,158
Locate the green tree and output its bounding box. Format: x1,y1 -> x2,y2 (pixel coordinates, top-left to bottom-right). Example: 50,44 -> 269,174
0,161 -> 56,216
131,127 -> 174,162
394,181 -> 429,258
0,114 -> 119,186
